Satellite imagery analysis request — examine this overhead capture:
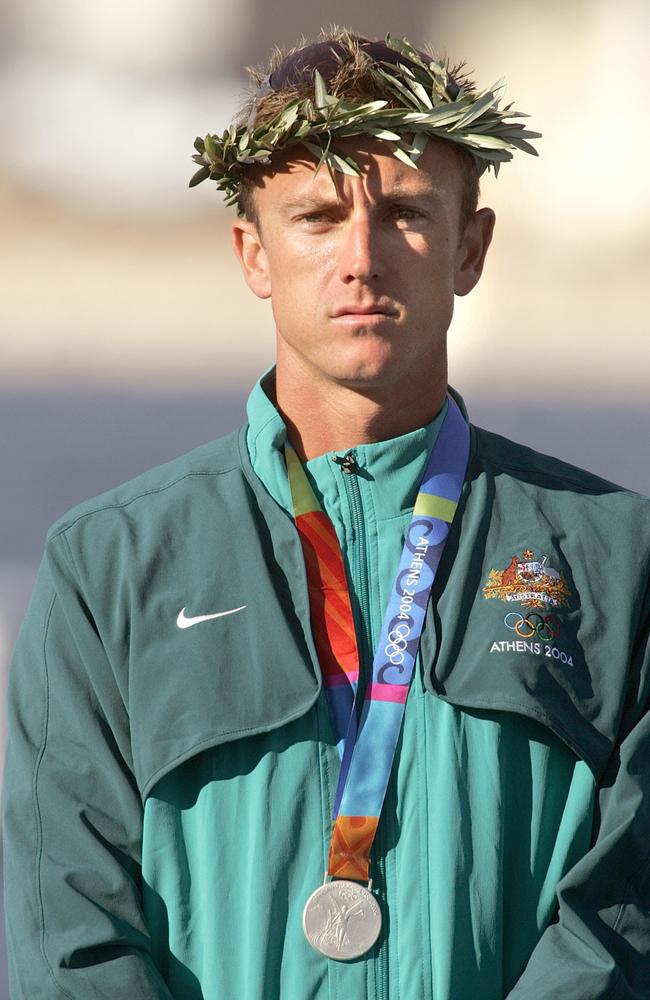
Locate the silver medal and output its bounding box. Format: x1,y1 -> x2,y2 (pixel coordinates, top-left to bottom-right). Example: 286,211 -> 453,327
302,878 -> 382,960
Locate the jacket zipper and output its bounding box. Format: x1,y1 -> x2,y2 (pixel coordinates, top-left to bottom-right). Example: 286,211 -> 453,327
334,451 -> 388,1000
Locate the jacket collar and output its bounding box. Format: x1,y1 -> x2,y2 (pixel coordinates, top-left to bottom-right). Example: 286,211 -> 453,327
244,365 -> 470,516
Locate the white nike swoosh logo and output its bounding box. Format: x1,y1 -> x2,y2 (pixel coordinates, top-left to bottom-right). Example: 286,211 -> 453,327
176,605 -> 247,629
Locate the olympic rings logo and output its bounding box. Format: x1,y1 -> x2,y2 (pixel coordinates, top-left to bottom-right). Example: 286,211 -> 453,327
504,612 -> 561,642
384,622 -> 411,664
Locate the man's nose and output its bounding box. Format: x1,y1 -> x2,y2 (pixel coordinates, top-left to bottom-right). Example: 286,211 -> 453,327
337,213 -> 382,283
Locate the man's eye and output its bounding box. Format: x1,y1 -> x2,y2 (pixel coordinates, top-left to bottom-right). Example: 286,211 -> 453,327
393,208 -> 422,219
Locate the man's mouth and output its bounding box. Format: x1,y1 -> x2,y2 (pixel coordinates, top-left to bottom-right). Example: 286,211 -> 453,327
331,301 -> 395,318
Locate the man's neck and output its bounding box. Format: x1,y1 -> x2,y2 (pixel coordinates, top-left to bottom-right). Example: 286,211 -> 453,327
273,353 -> 448,462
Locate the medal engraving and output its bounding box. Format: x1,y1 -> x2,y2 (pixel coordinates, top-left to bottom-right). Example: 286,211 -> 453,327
302,880 -> 382,960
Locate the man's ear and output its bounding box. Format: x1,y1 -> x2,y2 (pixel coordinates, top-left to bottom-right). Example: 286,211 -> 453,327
454,207 -> 496,297
231,218 -> 272,300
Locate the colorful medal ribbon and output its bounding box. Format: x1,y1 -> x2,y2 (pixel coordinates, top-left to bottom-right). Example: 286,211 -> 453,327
286,395 -> 469,882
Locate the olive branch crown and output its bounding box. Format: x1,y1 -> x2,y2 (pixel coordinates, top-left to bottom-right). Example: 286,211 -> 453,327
189,33 -> 541,209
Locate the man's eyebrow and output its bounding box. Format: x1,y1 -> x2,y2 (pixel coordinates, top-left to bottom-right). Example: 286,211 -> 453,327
280,188 -> 442,213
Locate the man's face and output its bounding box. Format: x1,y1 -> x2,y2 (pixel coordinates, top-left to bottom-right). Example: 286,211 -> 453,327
232,134 -> 494,391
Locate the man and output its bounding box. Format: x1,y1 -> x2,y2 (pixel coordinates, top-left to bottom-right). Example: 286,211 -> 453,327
3,25 -> 649,1000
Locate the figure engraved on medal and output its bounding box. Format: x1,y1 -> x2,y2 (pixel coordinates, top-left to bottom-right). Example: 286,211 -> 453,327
302,879 -> 382,960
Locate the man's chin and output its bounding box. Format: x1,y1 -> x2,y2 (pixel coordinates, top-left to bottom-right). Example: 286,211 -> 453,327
318,337 -> 398,382
324,359 -> 404,392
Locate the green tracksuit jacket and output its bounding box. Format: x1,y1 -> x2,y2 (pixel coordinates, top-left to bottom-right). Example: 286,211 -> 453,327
3,381 -> 650,999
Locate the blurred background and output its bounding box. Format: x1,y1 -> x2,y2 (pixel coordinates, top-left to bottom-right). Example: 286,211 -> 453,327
0,0 -> 648,993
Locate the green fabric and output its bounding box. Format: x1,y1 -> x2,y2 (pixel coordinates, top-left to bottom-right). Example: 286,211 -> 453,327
4,369 -> 649,999
140,371 -> 595,998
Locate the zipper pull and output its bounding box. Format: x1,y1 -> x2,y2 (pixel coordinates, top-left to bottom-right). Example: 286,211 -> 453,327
332,451 -> 359,475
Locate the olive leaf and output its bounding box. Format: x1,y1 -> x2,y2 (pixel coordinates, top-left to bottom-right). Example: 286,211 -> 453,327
503,136 -> 540,155
314,68 -> 329,111
327,150 -> 364,176
390,146 -> 419,169
448,92 -> 498,131
189,165 -> 210,187
277,102 -> 301,129
189,33 -> 541,197
301,138 -> 329,172
384,34 -> 428,72
365,127 -> 402,141
409,131 -> 430,161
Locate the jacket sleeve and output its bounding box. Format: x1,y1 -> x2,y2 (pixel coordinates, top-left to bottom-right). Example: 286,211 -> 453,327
2,531 -> 174,999
507,584 -> 650,999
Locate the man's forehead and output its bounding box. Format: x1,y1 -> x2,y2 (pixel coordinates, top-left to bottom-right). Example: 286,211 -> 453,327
261,134 -> 460,209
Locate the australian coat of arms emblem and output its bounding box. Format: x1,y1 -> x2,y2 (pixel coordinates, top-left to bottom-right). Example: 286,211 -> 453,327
483,548 -> 572,609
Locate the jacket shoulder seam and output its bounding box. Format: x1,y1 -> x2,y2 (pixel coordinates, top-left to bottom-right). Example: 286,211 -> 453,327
473,426 -> 643,497
47,465 -> 240,541
34,590 -> 78,1000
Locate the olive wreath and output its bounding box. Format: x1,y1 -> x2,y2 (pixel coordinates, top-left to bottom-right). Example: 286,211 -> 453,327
189,33 -> 540,207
